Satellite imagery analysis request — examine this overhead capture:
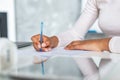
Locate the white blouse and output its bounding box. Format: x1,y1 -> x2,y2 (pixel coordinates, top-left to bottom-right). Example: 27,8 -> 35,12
57,0 -> 120,53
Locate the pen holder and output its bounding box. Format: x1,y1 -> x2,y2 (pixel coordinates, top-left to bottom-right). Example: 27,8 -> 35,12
0,38 -> 17,72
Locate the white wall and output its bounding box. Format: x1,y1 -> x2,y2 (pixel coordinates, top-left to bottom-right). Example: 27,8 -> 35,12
0,0 -> 102,42
15,0 -> 81,41
0,0 -> 16,41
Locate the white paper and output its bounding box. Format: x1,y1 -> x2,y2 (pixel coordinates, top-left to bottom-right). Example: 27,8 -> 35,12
18,47 -> 102,58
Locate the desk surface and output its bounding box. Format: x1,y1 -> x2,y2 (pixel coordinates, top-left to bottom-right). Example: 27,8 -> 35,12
1,46 -> 120,80
18,46 -> 120,58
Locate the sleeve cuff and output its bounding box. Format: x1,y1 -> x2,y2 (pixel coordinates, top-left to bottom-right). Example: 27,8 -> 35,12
109,37 -> 120,53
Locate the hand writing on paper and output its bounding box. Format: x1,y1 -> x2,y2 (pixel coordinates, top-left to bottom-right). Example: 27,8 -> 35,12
65,38 -> 111,52
31,34 -> 58,52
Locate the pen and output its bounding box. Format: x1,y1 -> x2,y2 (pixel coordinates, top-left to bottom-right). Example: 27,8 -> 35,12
40,22 -> 43,51
40,22 -> 45,75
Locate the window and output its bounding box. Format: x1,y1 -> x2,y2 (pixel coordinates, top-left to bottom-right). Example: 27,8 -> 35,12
0,12 -> 8,37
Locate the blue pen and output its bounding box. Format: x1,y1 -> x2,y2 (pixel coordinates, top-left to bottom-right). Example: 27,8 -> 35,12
40,22 -> 45,75
40,22 -> 43,51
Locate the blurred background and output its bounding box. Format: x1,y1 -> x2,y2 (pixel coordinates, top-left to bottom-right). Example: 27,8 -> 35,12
1,1 -> 120,80
0,0 -> 102,42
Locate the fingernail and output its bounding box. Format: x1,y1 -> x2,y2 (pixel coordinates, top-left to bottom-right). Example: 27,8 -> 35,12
64,47 -> 68,50
44,49 -> 49,52
48,48 -> 51,51
38,45 -> 41,48
42,43 -> 46,47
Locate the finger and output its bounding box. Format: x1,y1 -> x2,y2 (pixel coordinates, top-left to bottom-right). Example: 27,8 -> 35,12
41,47 -> 52,52
65,42 -> 76,49
70,40 -> 81,45
42,35 -> 49,41
34,45 -> 51,52
71,45 -> 82,50
65,41 -> 80,48
31,34 -> 49,43
33,43 -> 40,51
31,34 -> 40,42
42,41 -> 51,48
64,43 -> 73,50
65,44 -> 83,50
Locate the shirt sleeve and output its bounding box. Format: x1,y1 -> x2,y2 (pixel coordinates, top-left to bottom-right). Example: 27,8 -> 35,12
57,0 -> 99,47
109,37 -> 120,53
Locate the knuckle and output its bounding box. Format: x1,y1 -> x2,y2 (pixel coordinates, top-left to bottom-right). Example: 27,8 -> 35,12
36,49 -> 40,51
69,45 -> 73,49
71,41 -> 74,44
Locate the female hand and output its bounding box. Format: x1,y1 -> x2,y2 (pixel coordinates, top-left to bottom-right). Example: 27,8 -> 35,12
31,34 -> 58,52
65,38 -> 111,52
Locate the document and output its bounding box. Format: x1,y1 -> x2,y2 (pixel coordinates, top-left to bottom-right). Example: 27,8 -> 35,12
17,47 -> 111,65
18,47 -> 102,58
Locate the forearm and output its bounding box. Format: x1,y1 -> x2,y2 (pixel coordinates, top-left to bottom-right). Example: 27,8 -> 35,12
65,37 -> 112,52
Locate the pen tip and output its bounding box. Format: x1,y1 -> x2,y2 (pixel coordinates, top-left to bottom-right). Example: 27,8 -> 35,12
40,48 -> 42,52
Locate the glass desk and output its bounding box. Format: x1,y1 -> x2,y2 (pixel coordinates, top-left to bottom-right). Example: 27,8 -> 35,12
0,56 -> 83,80
1,46 -> 120,80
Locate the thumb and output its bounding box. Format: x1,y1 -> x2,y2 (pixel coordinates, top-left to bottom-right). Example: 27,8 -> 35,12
42,41 -> 51,48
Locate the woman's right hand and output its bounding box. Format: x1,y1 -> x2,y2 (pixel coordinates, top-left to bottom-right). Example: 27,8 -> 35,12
31,34 -> 58,52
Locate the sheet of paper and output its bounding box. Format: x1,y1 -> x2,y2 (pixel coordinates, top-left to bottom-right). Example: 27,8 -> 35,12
17,47 -> 112,66
18,47 -> 100,58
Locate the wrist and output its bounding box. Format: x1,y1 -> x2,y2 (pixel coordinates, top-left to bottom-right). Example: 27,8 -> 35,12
100,38 -> 111,51
50,36 -> 59,48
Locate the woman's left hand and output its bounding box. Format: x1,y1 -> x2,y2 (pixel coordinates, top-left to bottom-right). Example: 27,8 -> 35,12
65,38 -> 111,52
